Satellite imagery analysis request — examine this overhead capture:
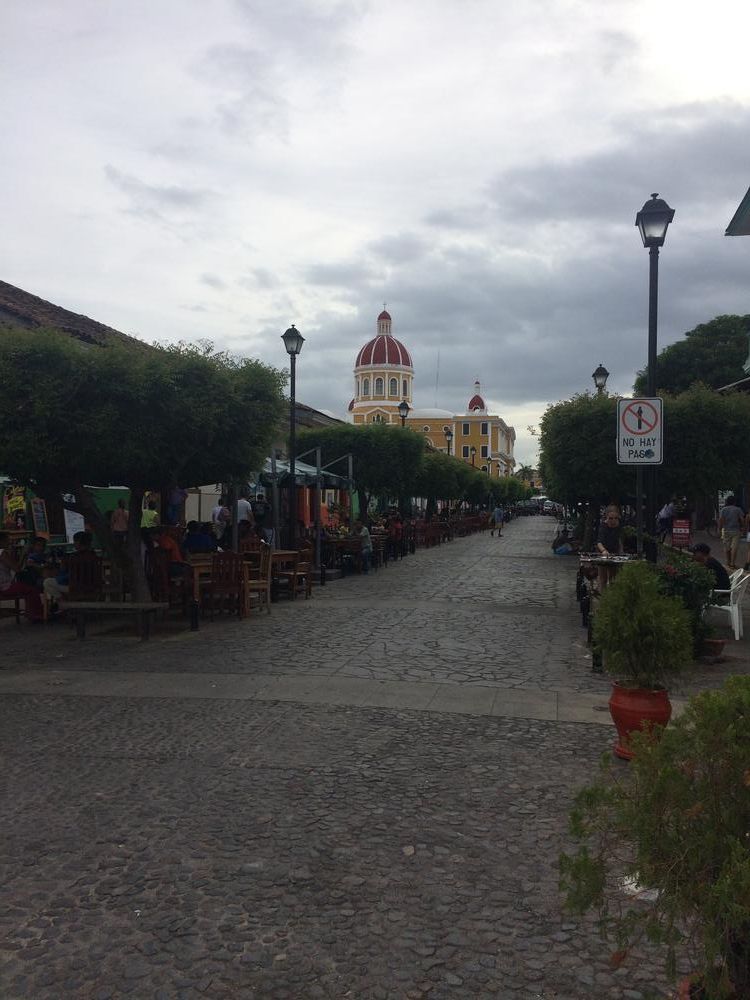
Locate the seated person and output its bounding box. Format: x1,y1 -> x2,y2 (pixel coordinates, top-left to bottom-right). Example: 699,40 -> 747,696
156,529 -> 189,577
596,506 -> 623,556
43,531 -> 93,604
18,536 -> 51,587
690,542 -> 730,592
0,532 -> 44,622
182,521 -> 218,554
551,528 -> 580,555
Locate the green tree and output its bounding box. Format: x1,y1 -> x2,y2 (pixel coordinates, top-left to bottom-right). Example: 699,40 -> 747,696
296,424 -> 426,515
659,385 -> 750,501
515,464 -> 534,483
538,393 -> 631,507
634,314 -> 750,395
0,329 -> 286,599
412,451 -> 461,516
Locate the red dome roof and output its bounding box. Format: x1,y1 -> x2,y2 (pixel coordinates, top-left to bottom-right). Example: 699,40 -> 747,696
377,309 -> 391,321
356,334 -> 412,368
468,394 -> 485,411
348,398 -> 354,411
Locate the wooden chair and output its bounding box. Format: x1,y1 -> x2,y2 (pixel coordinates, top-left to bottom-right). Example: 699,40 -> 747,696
203,552 -> 244,620
67,551 -> 104,601
239,535 -> 261,554
341,538 -> 363,574
244,541 -> 272,614
146,548 -> 188,612
275,546 -> 313,599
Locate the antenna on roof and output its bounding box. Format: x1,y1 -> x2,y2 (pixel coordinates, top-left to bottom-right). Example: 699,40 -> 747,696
435,349 -> 440,407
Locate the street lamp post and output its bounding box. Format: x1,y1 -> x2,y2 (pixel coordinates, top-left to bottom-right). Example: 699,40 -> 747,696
635,193 -> 674,555
398,400 -> 410,427
592,363 -> 609,395
470,445 -> 476,466
281,324 -> 305,548
444,427 -> 453,456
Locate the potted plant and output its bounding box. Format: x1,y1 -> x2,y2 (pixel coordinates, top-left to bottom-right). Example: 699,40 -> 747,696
593,560 -> 692,758
560,676 -> 750,998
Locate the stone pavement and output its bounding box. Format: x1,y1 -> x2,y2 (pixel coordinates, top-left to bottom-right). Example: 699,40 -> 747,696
2,516 -> 748,999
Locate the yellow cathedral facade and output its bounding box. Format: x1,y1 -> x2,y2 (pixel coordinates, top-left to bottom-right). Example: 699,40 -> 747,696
348,310 -> 516,477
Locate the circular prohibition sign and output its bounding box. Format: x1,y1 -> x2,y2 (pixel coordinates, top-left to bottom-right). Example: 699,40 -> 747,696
621,400 -> 659,436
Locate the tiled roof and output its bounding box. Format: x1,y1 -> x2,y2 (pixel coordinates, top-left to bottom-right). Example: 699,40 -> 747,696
355,334 -> 413,368
0,279 -> 148,349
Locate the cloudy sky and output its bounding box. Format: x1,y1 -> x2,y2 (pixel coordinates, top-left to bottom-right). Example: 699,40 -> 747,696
3,0 -> 750,464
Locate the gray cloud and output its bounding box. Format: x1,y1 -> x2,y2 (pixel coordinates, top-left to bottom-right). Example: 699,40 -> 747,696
104,165 -> 215,221
200,272 -> 227,290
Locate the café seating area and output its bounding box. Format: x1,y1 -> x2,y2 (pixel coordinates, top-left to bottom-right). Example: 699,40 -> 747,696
1,512 -> 492,639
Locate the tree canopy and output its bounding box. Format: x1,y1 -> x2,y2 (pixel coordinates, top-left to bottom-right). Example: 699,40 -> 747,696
538,386 -> 750,509
0,328 -> 286,596
0,330 -> 286,494
634,314 -> 750,395
296,423 -> 426,510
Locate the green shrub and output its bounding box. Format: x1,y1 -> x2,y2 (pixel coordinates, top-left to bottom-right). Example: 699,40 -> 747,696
560,676 -> 750,996
593,560 -> 692,689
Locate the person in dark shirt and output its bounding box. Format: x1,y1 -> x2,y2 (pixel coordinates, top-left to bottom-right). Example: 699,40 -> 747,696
690,543 -> 730,591
182,520 -> 218,554
597,506 -> 623,556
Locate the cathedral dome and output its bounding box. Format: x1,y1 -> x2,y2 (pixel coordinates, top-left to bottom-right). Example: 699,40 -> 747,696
467,379 -> 486,412
355,334 -> 413,369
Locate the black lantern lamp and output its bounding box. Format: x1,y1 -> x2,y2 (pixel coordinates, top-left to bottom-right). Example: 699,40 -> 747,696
592,363 -> 609,395
635,193 -> 675,248
444,427 -> 453,455
470,445 -> 476,466
398,400 -> 410,427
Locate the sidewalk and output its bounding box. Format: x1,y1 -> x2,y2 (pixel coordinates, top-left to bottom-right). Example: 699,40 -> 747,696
1,516 -> 747,999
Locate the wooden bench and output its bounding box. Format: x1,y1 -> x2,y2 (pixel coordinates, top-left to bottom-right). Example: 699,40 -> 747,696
64,601 -> 169,640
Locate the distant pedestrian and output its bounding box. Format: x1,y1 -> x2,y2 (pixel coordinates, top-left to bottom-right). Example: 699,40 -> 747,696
491,505 -> 503,538
111,499 -> 129,545
354,519 -> 372,573
211,496 -> 230,541
719,496 -> 745,571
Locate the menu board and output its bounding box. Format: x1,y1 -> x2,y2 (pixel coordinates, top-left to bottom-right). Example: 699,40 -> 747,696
30,497 -> 50,538
3,485 -> 27,530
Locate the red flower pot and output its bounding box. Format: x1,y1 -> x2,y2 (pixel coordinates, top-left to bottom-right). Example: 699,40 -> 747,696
608,682 -> 672,760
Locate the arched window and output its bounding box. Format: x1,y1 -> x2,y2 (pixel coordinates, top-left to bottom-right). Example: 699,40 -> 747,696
389,377 -> 398,396
363,377 -> 370,396
402,379 -> 408,397
481,465 -> 488,473
375,377 -> 384,396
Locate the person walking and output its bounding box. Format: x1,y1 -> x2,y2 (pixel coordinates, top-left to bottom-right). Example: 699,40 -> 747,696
491,504 -> 503,538
354,520 -> 373,574
719,495 -> 745,571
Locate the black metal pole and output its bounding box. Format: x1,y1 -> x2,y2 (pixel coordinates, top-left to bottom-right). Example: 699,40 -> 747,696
289,353 -> 297,550
646,245 -> 659,559
400,415 -> 406,427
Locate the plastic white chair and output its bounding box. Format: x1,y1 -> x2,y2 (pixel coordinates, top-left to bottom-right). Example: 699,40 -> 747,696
709,572 -> 750,640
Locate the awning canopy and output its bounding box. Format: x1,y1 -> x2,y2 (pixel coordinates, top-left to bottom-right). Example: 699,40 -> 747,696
259,457 -> 350,489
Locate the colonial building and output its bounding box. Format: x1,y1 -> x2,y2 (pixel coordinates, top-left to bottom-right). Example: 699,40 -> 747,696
348,310 -> 516,476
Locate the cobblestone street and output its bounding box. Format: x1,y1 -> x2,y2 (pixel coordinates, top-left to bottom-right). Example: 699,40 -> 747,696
2,516 -> 748,999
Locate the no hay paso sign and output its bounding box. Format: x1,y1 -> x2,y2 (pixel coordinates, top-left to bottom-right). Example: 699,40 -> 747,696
616,397 -> 663,465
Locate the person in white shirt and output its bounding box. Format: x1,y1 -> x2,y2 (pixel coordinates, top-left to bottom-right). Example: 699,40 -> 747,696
211,497 -> 230,540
